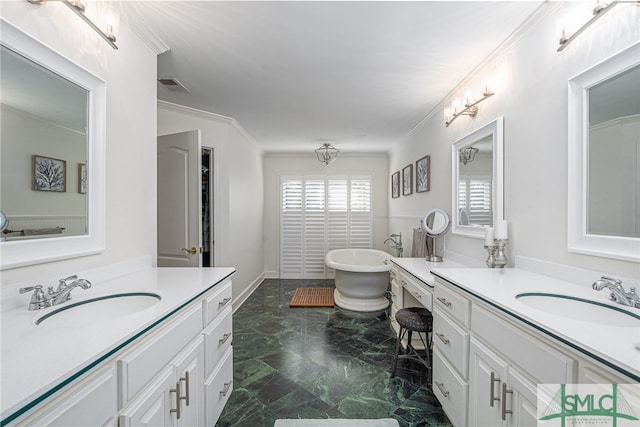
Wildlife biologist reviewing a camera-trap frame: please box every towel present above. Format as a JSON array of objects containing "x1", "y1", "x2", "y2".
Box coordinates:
[
  {"x1": 411, "y1": 228, "x2": 428, "y2": 258},
  {"x1": 22, "y1": 227, "x2": 64, "y2": 236}
]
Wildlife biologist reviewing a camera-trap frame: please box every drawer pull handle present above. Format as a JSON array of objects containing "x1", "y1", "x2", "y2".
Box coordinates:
[
  {"x1": 436, "y1": 333, "x2": 449, "y2": 345},
  {"x1": 220, "y1": 381, "x2": 232, "y2": 397},
  {"x1": 490, "y1": 371, "x2": 501, "y2": 407},
  {"x1": 436, "y1": 297, "x2": 452, "y2": 307},
  {"x1": 170, "y1": 381, "x2": 182, "y2": 419},
  {"x1": 180, "y1": 371, "x2": 190, "y2": 406},
  {"x1": 219, "y1": 333, "x2": 232, "y2": 345},
  {"x1": 413, "y1": 291, "x2": 422, "y2": 299},
  {"x1": 218, "y1": 297, "x2": 231, "y2": 308},
  {"x1": 501, "y1": 383, "x2": 513, "y2": 420},
  {"x1": 435, "y1": 381, "x2": 450, "y2": 398}
]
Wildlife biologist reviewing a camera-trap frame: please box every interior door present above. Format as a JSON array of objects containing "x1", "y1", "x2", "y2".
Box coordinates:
[{"x1": 157, "y1": 130, "x2": 202, "y2": 267}]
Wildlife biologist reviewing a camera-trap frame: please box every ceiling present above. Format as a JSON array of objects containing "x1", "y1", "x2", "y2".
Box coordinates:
[{"x1": 133, "y1": 2, "x2": 542, "y2": 152}]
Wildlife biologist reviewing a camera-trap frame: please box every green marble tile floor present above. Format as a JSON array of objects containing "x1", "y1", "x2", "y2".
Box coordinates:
[{"x1": 215, "y1": 279, "x2": 451, "y2": 427}]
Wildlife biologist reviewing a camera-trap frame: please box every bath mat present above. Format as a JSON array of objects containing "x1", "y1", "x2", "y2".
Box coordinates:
[
  {"x1": 275, "y1": 419, "x2": 399, "y2": 427},
  {"x1": 289, "y1": 288, "x2": 334, "y2": 308}
]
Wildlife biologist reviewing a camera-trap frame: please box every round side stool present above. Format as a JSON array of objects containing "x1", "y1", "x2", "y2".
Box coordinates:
[{"x1": 391, "y1": 307, "x2": 433, "y2": 378}]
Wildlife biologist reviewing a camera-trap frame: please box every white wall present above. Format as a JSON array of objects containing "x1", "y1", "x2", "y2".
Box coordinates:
[
  {"x1": 0, "y1": 3, "x2": 158, "y2": 286},
  {"x1": 157, "y1": 102, "x2": 265, "y2": 305},
  {"x1": 263, "y1": 153, "x2": 389, "y2": 277},
  {"x1": 389, "y1": 3, "x2": 640, "y2": 279}
]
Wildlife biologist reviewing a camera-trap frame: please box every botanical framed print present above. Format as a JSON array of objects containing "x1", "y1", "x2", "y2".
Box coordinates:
[
  {"x1": 416, "y1": 155, "x2": 431, "y2": 193},
  {"x1": 32, "y1": 155, "x2": 66, "y2": 192},
  {"x1": 78, "y1": 163, "x2": 87, "y2": 194},
  {"x1": 391, "y1": 171, "x2": 400, "y2": 198},
  {"x1": 402, "y1": 164, "x2": 413, "y2": 196}
]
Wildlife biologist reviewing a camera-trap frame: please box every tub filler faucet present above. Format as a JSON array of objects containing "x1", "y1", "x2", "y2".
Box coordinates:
[
  {"x1": 592, "y1": 276, "x2": 640, "y2": 309},
  {"x1": 384, "y1": 233, "x2": 403, "y2": 257}
]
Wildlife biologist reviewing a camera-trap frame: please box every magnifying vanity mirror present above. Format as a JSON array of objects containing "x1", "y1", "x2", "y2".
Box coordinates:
[
  {"x1": 421, "y1": 208, "x2": 450, "y2": 262},
  {"x1": 0, "y1": 20, "x2": 106, "y2": 269},
  {"x1": 568, "y1": 41, "x2": 640, "y2": 262},
  {"x1": 451, "y1": 117, "x2": 504, "y2": 238}
]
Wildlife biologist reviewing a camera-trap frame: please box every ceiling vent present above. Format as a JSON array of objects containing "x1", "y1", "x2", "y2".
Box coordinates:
[{"x1": 157, "y1": 77, "x2": 190, "y2": 93}]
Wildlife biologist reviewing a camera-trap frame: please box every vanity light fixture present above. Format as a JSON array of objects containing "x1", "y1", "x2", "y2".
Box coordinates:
[
  {"x1": 26, "y1": 0, "x2": 119, "y2": 50},
  {"x1": 459, "y1": 146, "x2": 479, "y2": 165},
  {"x1": 315, "y1": 142, "x2": 340, "y2": 165},
  {"x1": 444, "y1": 85, "x2": 495, "y2": 127},
  {"x1": 557, "y1": 1, "x2": 618, "y2": 52}
]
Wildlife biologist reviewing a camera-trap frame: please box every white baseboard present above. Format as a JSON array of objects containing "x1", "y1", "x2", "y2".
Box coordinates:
[
  {"x1": 233, "y1": 272, "x2": 265, "y2": 312},
  {"x1": 264, "y1": 270, "x2": 278, "y2": 279}
]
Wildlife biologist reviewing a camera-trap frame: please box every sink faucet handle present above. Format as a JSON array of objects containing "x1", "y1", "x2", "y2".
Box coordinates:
[{"x1": 19, "y1": 285, "x2": 43, "y2": 294}]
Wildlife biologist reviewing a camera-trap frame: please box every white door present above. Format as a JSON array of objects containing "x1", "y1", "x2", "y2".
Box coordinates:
[{"x1": 157, "y1": 130, "x2": 202, "y2": 267}]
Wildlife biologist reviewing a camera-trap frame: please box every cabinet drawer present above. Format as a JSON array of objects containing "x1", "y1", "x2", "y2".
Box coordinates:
[
  {"x1": 18, "y1": 365, "x2": 117, "y2": 427},
  {"x1": 434, "y1": 280, "x2": 470, "y2": 328},
  {"x1": 205, "y1": 348, "x2": 233, "y2": 427},
  {"x1": 390, "y1": 278, "x2": 402, "y2": 308},
  {"x1": 402, "y1": 275, "x2": 432, "y2": 311},
  {"x1": 203, "y1": 306, "x2": 233, "y2": 378},
  {"x1": 433, "y1": 347, "x2": 468, "y2": 427},
  {"x1": 433, "y1": 308, "x2": 469, "y2": 379},
  {"x1": 203, "y1": 280, "x2": 233, "y2": 327},
  {"x1": 471, "y1": 304, "x2": 575, "y2": 384},
  {"x1": 118, "y1": 303, "x2": 203, "y2": 407}
]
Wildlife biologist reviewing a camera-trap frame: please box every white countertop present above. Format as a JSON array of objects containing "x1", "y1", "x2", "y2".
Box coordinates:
[
  {"x1": 390, "y1": 257, "x2": 467, "y2": 287},
  {"x1": 0, "y1": 267, "x2": 235, "y2": 423},
  {"x1": 431, "y1": 267, "x2": 639, "y2": 381}
]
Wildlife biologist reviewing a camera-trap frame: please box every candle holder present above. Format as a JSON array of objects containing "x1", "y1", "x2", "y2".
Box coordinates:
[
  {"x1": 484, "y1": 244, "x2": 497, "y2": 268},
  {"x1": 494, "y1": 239, "x2": 508, "y2": 268}
]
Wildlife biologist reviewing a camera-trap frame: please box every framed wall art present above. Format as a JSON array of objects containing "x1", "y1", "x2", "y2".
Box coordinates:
[
  {"x1": 32, "y1": 155, "x2": 66, "y2": 192},
  {"x1": 391, "y1": 171, "x2": 400, "y2": 198},
  {"x1": 402, "y1": 164, "x2": 413, "y2": 196},
  {"x1": 416, "y1": 155, "x2": 431, "y2": 193}
]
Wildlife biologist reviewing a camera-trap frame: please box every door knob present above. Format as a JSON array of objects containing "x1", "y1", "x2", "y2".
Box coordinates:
[{"x1": 181, "y1": 247, "x2": 198, "y2": 255}]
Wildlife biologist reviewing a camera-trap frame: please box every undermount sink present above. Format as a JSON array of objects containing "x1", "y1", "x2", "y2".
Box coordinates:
[
  {"x1": 36, "y1": 292, "x2": 161, "y2": 327},
  {"x1": 516, "y1": 293, "x2": 640, "y2": 328}
]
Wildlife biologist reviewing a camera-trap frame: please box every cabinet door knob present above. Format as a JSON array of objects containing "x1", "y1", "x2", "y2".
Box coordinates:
[
  {"x1": 219, "y1": 333, "x2": 232, "y2": 345},
  {"x1": 436, "y1": 333, "x2": 450, "y2": 345},
  {"x1": 490, "y1": 371, "x2": 501, "y2": 407},
  {"x1": 179, "y1": 371, "x2": 190, "y2": 406},
  {"x1": 436, "y1": 296, "x2": 452, "y2": 307},
  {"x1": 220, "y1": 381, "x2": 232, "y2": 397},
  {"x1": 501, "y1": 383, "x2": 513, "y2": 420},
  {"x1": 170, "y1": 381, "x2": 182, "y2": 419},
  {"x1": 435, "y1": 381, "x2": 450, "y2": 398}
]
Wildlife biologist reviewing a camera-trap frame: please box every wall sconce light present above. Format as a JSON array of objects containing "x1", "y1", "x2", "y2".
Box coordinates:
[
  {"x1": 315, "y1": 142, "x2": 339, "y2": 165},
  {"x1": 557, "y1": 1, "x2": 618, "y2": 52},
  {"x1": 444, "y1": 84, "x2": 495, "y2": 127},
  {"x1": 459, "y1": 146, "x2": 479, "y2": 165},
  {"x1": 26, "y1": 0, "x2": 119, "y2": 50}
]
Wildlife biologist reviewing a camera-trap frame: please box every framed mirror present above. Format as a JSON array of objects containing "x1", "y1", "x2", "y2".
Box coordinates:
[
  {"x1": 568, "y1": 41, "x2": 640, "y2": 262},
  {"x1": 0, "y1": 20, "x2": 106, "y2": 269},
  {"x1": 451, "y1": 117, "x2": 504, "y2": 238}
]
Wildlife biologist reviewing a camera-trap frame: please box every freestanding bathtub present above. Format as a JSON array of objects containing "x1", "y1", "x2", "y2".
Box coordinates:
[{"x1": 325, "y1": 248, "x2": 391, "y2": 312}]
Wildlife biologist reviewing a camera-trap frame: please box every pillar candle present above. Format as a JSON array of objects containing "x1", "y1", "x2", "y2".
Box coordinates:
[
  {"x1": 484, "y1": 227, "x2": 494, "y2": 246},
  {"x1": 495, "y1": 219, "x2": 508, "y2": 240}
]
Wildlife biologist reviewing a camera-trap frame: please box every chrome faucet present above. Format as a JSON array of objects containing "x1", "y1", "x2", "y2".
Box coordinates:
[
  {"x1": 19, "y1": 275, "x2": 92, "y2": 311},
  {"x1": 384, "y1": 233, "x2": 403, "y2": 257},
  {"x1": 592, "y1": 276, "x2": 640, "y2": 308}
]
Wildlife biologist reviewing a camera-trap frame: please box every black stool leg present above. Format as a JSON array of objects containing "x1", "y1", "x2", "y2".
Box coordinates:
[{"x1": 391, "y1": 326, "x2": 403, "y2": 377}]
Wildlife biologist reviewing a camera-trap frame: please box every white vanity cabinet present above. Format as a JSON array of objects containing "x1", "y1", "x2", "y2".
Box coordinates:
[
  {"x1": 8, "y1": 275, "x2": 234, "y2": 427},
  {"x1": 433, "y1": 276, "x2": 576, "y2": 427}
]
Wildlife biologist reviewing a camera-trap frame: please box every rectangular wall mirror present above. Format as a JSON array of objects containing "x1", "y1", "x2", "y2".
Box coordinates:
[
  {"x1": 0, "y1": 20, "x2": 106, "y2": 269},
  {"x1": 568, "y1": 41, "x2": 640, "y2": 262},
  {"x1": 451, "y1": 117, "x2": 504, "y2": 238}
]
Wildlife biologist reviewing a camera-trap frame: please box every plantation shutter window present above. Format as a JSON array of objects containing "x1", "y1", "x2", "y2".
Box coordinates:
[{"x1": 280, "y1": 176, "x2": 373, "y2": 278}]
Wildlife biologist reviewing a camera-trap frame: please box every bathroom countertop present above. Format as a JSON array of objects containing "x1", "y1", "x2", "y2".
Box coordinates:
[
  {"x1": 428, "y1": 267, "x2": 640, "y2": 382},
  {"x1": 390, "y1": 257, "x2": 468, "y2": 287},
  {"x1": 0, "y1": 267, "x2": 235, "y2": 423}
]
